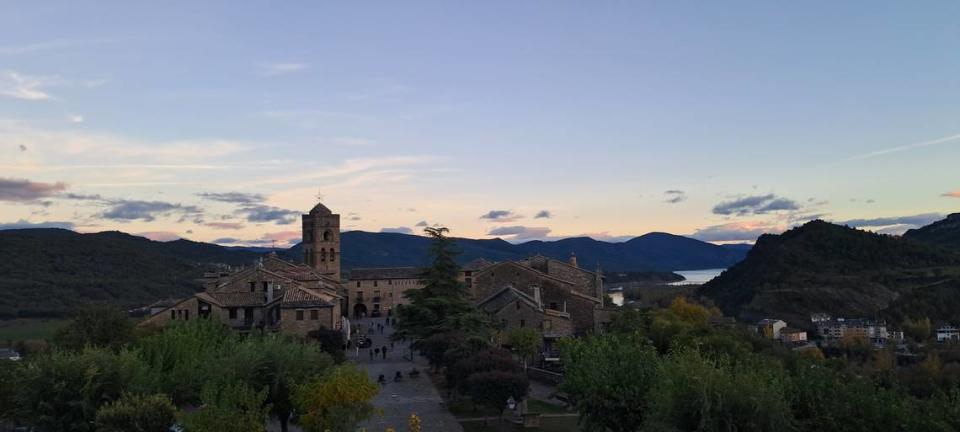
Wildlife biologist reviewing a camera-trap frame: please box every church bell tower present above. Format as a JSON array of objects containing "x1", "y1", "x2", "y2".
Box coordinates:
[{"x1": 302, "y1": 201, "x2": 341, "y2": 281}]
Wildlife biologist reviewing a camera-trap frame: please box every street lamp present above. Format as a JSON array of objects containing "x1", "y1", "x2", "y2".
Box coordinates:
[{"x1": 506, "y1": 396, "x2": 517, "y2": 411}]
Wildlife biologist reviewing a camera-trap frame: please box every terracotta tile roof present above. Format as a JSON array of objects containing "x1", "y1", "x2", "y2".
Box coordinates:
[
  {"x1": 207, "y1": 291, "x2": 278, "y2": 307},
  {"x1": 281, "y1": 286, "x2": 334, "y2": 308},
  {"x1": 349, "y1": 267, "x2": 423, "y2": 280}
]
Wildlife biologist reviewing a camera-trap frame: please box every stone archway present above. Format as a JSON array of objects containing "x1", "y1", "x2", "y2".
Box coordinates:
[{"x1": 353, "y1": 303, "x2": 368, "y2": 319}]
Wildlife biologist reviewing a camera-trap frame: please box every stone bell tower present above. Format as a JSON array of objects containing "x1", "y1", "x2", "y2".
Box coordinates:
[{"x1": 302, "y1": 201, "x2": 341, "y2": 281}]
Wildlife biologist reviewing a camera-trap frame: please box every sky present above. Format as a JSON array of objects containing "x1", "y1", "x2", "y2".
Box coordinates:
[{"x1": 0, "y1": 1, "x2": 958, "y2": 246}]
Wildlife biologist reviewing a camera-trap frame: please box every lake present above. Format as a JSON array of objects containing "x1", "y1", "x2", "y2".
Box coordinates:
[{"x1": 608, "y1": 268, "x2": 726, "y2": 306}]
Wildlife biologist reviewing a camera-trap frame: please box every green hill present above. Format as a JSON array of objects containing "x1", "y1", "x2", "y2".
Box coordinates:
[
  {"x1": 698, "y1": 220, "x2": 960, "y2": 327},
  {"x1": 903, "y1": 213, "x2": 960, "y2": 250}
]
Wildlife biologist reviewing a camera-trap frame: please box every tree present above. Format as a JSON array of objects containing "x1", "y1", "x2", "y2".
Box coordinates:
[
  {"x1": 294, "y1": 364, "x2": 379, "y2": 432},
  {"x1": 448, "y1": 347, "x2": 520, "y2": 395},
  {"x1": 394, "y1": 227, "x2": 478, "y2": 343},
  {"x1": 53, "y1": 304, "x2": 134, "y2": 351},
  {"x1": 230, "y1": 331, "x2": 335, "y2": 432},
  {"x1": 504, "y1": 327, "x2": 542, "y2": 369},
  {"x1": 902, "y1": 317, "x2": 932, "y2": 342},
  {"x1": 467, "y1": 370, "x2": 529, "y2": 422},
  {"x1": 560, "y1": 333, "x2": 661, "y2": 432},
  {"x1": 95, "y1": 393, "x2": 176, "y2": 432},
  {"x1": 181, "y1": 382, "x2": 270, "y2": 432}
]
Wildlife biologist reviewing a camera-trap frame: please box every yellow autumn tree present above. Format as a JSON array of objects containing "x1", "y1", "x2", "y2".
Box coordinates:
[
  {"x1": 294, "y1": 364, "x2": 379, "y2": 432},
  {"x1": 668, "y1": 297, "x2": 709, "y2": 326}
]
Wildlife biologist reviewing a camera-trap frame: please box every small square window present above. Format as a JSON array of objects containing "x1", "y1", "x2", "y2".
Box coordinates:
[
  {"x1": 520, "y1": 319, "x2": 526, "y2": 328},
  {"x1": 296, "y1": 310, "x2": 304, "y2": 321},
  {"x1": 310, "y1": 310, "x2": 319, "y2": 320},
  {"x1": 229, "y1": 308, "x2": 237, "y2": 319}
]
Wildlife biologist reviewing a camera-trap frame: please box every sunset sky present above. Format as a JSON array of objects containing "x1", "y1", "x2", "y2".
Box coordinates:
[{"x1": 1, "y1": 2, "x2": 958, "y2": 246}]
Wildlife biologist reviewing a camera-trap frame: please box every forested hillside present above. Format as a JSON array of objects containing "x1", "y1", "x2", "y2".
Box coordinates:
[{"x1": 698, "y1": 220, "x2": 960, "y2": 326}]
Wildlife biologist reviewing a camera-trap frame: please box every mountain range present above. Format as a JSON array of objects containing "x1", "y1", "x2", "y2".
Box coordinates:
[
  {"x1": 0, "y1": 228, "x2": 748, "y2": 319},
  {"x1": 699, "y1": 217, "x2": 960, "y2": 327}
]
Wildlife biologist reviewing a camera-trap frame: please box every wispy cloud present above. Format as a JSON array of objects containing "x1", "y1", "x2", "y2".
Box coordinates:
[
  {"x1": 850, "y1": 133, "x2": 960, "y2": 160},
  {"x1": 257, "y1": 62, "x2": 308, "y2": 77},
  {"x1": 0, "y1": 38, "x2": 115, "y2": 55},
  {"x1": 663, "y1": 190, "x2": 687, "y2": 204},
  {"x1": 234, "y1": 204, "x2": 300, "y2": 225},
  {"x1": 691, "y1": 221, "x2": 781, "y2": 242},
  {"x1": 196, "y1": 192, "x2": 265, "y2": 204},
  {"x1": 100, "y1": 199, "x2": 203, "y2": 222},
  {"x1": 381, "y1": 226, "x2": 414, "y2": 234},
  {"x1": 942, "y1": 190, "x2": 960, "y2": 198},
  {"x1": 487, "y1": 225, "x2": 552, "y2": 241},
  {"x1": 0, "y1": 71, "x2": 59, "y2": 100},
  {"x1": 836, "y1": 213, "x2": 943, "y2": 229},
  {"x1": 136, "y1": 231, "x2": 181, "y2": 242},
  {"x1": 0, "y1": 177, "x2": 67, "y2": 202},
  {"x1": 712, "y1": 194, "x2": 800, "y2": 216},
  {"x1": 480, "y1": 210, "x2": 523, "y2": 222},
  {"x1": 0, "y1": 219, "x2": 75, "y2": 230},
  {"x1": 534, "y1": 210, "x2": 552, "y2": 219}
]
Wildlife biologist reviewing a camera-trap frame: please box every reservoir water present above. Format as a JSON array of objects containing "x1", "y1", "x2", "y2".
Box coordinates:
[{"x1": 608, "y1": 268, "x2": 726, "y2": 306}]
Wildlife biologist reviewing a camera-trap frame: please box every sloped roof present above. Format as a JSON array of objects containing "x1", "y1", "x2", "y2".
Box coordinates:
[
  {"x1": 207, "y1": 291, "x2": 279, "y2": 307},
  {"x1": 281, "y1": 286, "x2": 334, "y2": 308},
  {"x1": 462, "y1": 258, "x2": 495, "y2": 271},
  {"x1": 309, "y1": 202, "x2": 333, "y2": 215}
]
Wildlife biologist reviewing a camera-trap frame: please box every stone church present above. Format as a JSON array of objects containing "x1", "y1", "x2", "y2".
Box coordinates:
[{"x1": 141, "y1": 201, "x2": 345, "y2": 337}]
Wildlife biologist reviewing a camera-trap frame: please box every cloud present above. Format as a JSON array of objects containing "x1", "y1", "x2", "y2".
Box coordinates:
[
  {"x1": 68, "y1": 114, "x2": 84, "y2": 124},
  {"x1": 136, "y1": 231, "x2": 181, "y2": 242},
  {"x1": 18, "y1": 144, "x2": 26, "y2": 151},
  {"x1": 851, "y1": 133, "x2": 960, "y2": 160},
  {"x1": 0, "y1": 177, "x2": 67, "y2": 202},
  {"x1": 381, "y1": 227, "x2": 414, "y2": 234},
  {"x1": 534, "y1": 210, "x2": 552, "y2": 219},
  {"x1": 663, "y1": 190, "x2": 687, "y2": 204},
  {"x1": 100, "y1": 200, "x2": 202, "y2": 222},
  {"x1": 577, "y1": 231, "x2": 633, "y2": 243},
  {"x1": 415, "y1": 220, "x2": 429, "y2": 227},
  {"x1": 691, "y1": 221, "x2": 780, "y2": 242},
  {"x1": 0, "y1": 38, "x2": 115, "y2": 55},
  {"x1": 712, "y1": 194, "x2": 800, "y2": 216},
  {"x1": 61, "y1": 192, "x2": 103, "y2": 201},
  {"x1": 213, "y1": 231, "x2": 300, "y2": 246},
  {"x1": 234, "y1": 204, "x2": 300, "y2": 225},
  {"x1": 257, "y1": 62, "x2": 308, "y2": 77},
  {"x1": 204, "y1": 222, "x2": 245, "y2": 230},
  {"x1": 0, "y1": 219, "x2": 75, "y2": 230},
  {"x1": 487, "y1": 225, "x2": 552, "y2": 241},
  {"x1": 0, "y1": 71, "x2": 60, "y2": 100},
  {"x1": 836, "y1": 213, "x2": 943, "y2": 229},
  {"x1": 479, "y1": 210, "x2": 523, "y2": 222},
  {"x1": 942, "y1": 191, "x2": 960, "y2": 198},
  {"x1": 196, "y1": 191, "x2": 266, "y2": 204},
  {"x1": 213, "y1": 237, "x2": 241, "y2": 244}
]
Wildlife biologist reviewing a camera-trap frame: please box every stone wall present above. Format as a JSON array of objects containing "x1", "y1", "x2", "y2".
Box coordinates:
[{"x1": 279, "y1": 307, "x2": 333, "y2": 337}]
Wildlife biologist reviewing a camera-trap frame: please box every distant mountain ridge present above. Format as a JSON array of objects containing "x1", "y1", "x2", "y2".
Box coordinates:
[
  {"x1": 698, "y1": 219, "x2": 960, "y2": 327},
  {"x1": 283, "y1": 230, "x2": 748, "y2": 272},
  {"x1": 0, "y1": 228, "x2": 748, "y2": 319}
]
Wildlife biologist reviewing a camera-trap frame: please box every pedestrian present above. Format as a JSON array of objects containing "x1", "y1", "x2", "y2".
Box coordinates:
[
  {"x1": 382, "y1": 346, "x2": 387, "y2": 359},
  {"x1": 369, "y1": 348, "x2": 374, "y2": 360}
]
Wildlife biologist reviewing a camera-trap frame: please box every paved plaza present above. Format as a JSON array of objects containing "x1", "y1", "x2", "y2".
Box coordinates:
[{"x1": 351, "y1": 318, "x2": 464, "y2": 432}]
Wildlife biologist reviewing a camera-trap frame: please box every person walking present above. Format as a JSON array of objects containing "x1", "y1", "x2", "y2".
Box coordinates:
[
  {"x1": 382, "y1": 346, "x2": 388, "y2": 359},
  {"x1": 369, "y1": 348, "x2": 374, "y2": 360}
]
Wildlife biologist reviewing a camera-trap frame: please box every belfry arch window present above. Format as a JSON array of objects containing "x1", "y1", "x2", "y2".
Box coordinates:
[
  {"x1": 320, "y1": 248, "x2": 327, "y2": 262},
  {"x1": 330, "y1": 250, "x2": 336, "y2": 262},
  {"x1": 323, "y1": 230, "x2": 332, "y2": 241}
]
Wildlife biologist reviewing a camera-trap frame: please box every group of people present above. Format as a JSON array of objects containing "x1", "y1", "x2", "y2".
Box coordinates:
[{"x1": 377, "y1": 368, "x2": 420, "y2": 385}]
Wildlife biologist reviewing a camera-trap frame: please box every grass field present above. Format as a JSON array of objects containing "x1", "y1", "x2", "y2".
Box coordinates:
[{"x1": 0, "y1": 318, "x2": 67, "y2": 343}]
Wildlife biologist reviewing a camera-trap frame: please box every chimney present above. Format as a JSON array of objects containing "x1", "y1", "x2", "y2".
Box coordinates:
[
  {"x1": 569, "y1": 252, "x2": 578, "y2": 268},
  {"x1": 532, "y1": 286, "x2": 542, "y2": 309}
]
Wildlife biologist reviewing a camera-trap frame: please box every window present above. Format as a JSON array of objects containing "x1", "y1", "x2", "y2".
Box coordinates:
[
  {"x1": 356, "y1": 281, "x2": 361, "y2": 287},
  {"x1": 310, "y1": 310, "x2": 319, "y2": 320},
  {"x1": 229, "y1": 308, "x2": 237, "y2": 319},
  {"x1": 249, "y1": 281, "x2": 256, "y2": 292},
  {"x1": 520, "y1": 319, "x2": 526, "y2": 328},
  {"x1": 296, "y1": 310, "x2": 304, "y2": 321},
  {"x1": 323, "y1": 230, "x2": 331, "y2": 241},
  {"x1": 465, "y1": 271, "x2": 472, "y2": 276},
  {"x1": 516, "y1": 300, "x2": 521, "y2": 310},
  {"x1": 263, "y1": 281, "x2": 269, "y2": 292},
  {"x1": 185, "y1": 310, "x2": 190, "y2": 321},
  {"x1": 388, "y1": 279, "x2": 392, "y2": 285},
  {"x1": 320, "y1": 249, "x2": 326, "y2": 262},
  {"x1": 374, "y1": 280, "x2": 378, "y2": 287},
  {"x1": 465, "y1": 277, "x2": 472, "y2": 286},
  {"x1": 330, "y1": 250, "x2": 336, "y2": 262},
  {"x1": 549, "y1": 302, "x2": 558, "y2": 310},
  {"x1": 543, "y1": 320, "x2": 552, "y2": 330},
  {"x1": 171, "y1": 310, "x2": 176, "y2": 320}
]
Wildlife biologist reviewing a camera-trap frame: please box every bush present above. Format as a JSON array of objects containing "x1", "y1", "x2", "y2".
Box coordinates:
[{"x1": 95, "y1": 393, "x2": 176, "y2": 432}]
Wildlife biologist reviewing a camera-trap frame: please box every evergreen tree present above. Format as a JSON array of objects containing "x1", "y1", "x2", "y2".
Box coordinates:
[{"x1": 394, "y1": 227, "x2": 482, "y2": 343}]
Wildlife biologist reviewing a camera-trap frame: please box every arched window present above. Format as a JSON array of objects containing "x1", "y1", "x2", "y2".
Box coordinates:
[
  {"x1": 320, "y1": 248, "x2": 327, "y2": 262},
  {"x1": 330, "y1": 250, "x2": 336, "y2": 262},
  {"x1": 323, "y1": 230, "x2": 332, "y2": 241}
]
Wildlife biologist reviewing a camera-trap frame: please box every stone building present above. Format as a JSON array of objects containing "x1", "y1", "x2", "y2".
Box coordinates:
[
  {"x1": 471, "y1": 254, "x2": 605, "y2": 336},
  {"x1": 141, "y1": 201, "x2": 345, "y2": 338},
  {"x1": 345, "y1": 258, "x2": 493, "y2": 319}
]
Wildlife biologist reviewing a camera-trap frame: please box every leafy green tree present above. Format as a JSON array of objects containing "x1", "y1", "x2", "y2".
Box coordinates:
[
  {"x1": 230, "y1": 331, "x2": 334, "y2": 432},
  {"x1": 648, "y1": 349, "x2": 794, "y2": 432},
  {"x1": 15, "y1": 348, "x2": 146, "y2": 432},
  {"x1": 181, "y1": 382, "x2": 270, "y2": 432},
  {"x1": 294, "y1": 364, "x2": 379, "y2": 432},
  {"x1": 53, "y1": 304, "x2": 134, "y2": 351},
  {"x1": 504, "y1": 327, "x2": 542, "y2": 369},
  {"x1": 560, "y1": 333, "x2": 661, "y2": 432},
  {"x1": 448, "y1": 347, "x2": 520, "y2": 395},
  {"x1": 95, "y1": 393, "x2": 176, "y2": 432},
  {"x1": 467, "y1": 370, "x2": 529, "y2": 422},
  {"x1": 902, "y1": 317, "x2": 932, "y2": 342}
]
